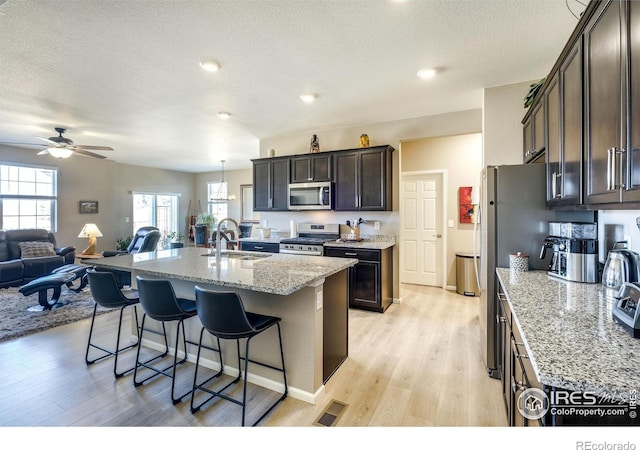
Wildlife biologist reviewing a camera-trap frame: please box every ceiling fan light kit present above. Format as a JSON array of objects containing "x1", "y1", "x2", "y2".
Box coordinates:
[
  {"x1": 0, "y1": 127, "x2": 116, "y2": 160},
  {"x1": 47, "y1": 147, "x2": 74, "y2": 159}
]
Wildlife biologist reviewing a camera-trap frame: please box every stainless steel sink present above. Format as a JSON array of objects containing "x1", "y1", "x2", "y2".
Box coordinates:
[{"x1": 201, "y1": 251, "x2": 271, "y2": 261}]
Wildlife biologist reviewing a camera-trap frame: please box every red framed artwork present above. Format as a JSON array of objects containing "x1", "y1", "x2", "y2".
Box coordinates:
[{"x1": 459, "y1": 186, "x2": 477, "y2": 224}]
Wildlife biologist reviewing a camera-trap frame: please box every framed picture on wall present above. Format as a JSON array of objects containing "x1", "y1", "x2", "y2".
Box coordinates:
[{"x1": 79, "y1": 200, "x2": 99, "y2": 214}]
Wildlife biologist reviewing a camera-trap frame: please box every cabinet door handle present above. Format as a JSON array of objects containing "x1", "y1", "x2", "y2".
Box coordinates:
[
  {"x1": 607, "y1": 147, "x2": 615, "y2": 191},
  {"x1": 616, "y1": 148, "x2": 626, "y2": 189},
  {"x1": 344, "y1": 252, "x2": 358, "y2": 257},
  {"x1": 551, "y1": 171, "x2": 557, "y2": 198},
  {"x1": 254, "y1": 246, "x2": 264, "y2": 250},
  {"x1": 554, "y1": 172, "x2": 562, "y2": 198}
]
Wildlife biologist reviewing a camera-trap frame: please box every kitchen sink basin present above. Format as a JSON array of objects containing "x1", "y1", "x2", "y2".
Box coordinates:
[{"x1": 201, "y1": 251, "x2": 272, "y2": 261}]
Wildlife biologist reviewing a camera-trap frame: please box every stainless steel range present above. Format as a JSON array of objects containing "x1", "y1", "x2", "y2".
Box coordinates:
[{"x1": 279, "y1": 223, "x2": 339, "y2": 256}]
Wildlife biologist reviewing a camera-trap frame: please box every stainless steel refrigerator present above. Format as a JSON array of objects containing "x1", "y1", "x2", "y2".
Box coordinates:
[{"x1": 477, "y1": 164, "x2": 595, "y2": 378}]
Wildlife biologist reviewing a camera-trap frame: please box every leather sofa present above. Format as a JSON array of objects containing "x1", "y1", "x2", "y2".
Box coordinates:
[{"x1": 0, "y1": 229, "x2": 76, "y2": 288}]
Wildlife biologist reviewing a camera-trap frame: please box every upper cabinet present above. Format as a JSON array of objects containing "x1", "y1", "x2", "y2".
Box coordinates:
[
  {"x1": 333, "y1": 145, "x2": 394, "y2": 211},
  {"x1": 523, "y1": 99, "x2": 545, "y2": 163},
  {"x1": 525, "y1": 0, "x2": 640, "y2": 209},
  {"x1": 584, "y1": 0, "x2": 640, "y2": 205},
  {"x1": 547, "y1": 38, "x2": 583, "y2": 206},
  {"x1": 252, "y1": 144, "x2": 394, "y2": 212},
  {"x1": 583, "y1": 0, "x2": 625, "y2": 205},
  {"x1": 291, "y1": 154, "x2": 332, "y2": 183},
  {"x1": 253, "y1": 157, "x2": 290, "y2": 211}
]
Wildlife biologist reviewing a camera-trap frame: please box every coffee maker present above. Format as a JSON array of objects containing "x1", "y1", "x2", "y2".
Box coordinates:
[{"x1": 539, "y1": 222, "x2": 599, "y2": 283}]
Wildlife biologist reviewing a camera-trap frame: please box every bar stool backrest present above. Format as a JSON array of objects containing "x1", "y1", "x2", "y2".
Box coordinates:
[
  {"x1": 195, "y1": 287, "x2": 254, "y2": 339},
  {"x1": 86, "y1": 268, "x2": 134, "y2": 308},
  {"x1": 136, "y1": 277, "x2": 188, "y2": 322}
]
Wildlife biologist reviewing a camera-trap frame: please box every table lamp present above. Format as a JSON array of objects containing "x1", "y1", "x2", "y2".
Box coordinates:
[{"x1": 78, "y1": 223, "x2": 103, "y2": 255}]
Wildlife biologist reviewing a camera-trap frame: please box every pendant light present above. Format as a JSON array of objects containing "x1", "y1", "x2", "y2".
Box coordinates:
[{"x1": 210, "y1": 160, "x2": 234, "y2": 201}]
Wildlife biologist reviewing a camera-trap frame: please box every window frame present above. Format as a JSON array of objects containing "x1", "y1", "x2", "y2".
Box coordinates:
[{"x1": 0, "y1": 161, "x2": 59, "y2": 231}]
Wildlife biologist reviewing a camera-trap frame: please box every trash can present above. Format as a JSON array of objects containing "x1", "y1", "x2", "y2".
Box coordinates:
[{"x1": 456, "y1": 253, "x2": 479, "y2": 296}]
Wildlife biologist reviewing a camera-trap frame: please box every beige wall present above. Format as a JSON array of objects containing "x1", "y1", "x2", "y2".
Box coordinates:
[
  {"x1": 483, "y1": 80, "x2": 533, "y2": 166},
  {"x1": 402, "y1": 133, "x2": 483, "y2": 288},
  {"x1": 0, "y1": 145, "x2": 195, "y2": 252}
]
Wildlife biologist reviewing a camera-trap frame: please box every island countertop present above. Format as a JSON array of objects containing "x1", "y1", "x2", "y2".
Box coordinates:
[
  {"x1": 90, "y1": 247, "x2": 357, "y2": 296},
  {"x1": 496, "y1": 268, "x2": 640, "y2": 401}
]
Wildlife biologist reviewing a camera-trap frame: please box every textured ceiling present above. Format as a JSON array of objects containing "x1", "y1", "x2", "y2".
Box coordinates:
[{"x1": 0, "y1": 0, "x2": 586, "y2": 172}]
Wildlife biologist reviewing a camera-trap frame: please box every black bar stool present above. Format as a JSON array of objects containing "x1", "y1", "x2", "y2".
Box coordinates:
[
  {"x1": 84, "y1": 268, "x2": 142, "y2": 378},
  {"x1": 133, "y1": 277, "x2": 198, "y2": 404},
  {"x1": 190, "y1": 286, "x2": 288, "y2": 426}
]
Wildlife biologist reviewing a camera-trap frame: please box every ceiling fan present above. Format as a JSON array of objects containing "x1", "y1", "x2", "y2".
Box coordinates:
[{"x1": 2, "y1": 127, "x2": 114, "y2": 159}]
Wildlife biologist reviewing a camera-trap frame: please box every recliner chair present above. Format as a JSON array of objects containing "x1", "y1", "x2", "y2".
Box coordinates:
[
  {"x1": 100, "y1": 226, "x2": 161, "y2": 287},
  {"x1": 102, "y1": 226, "x2": 161, "y2": 257}
]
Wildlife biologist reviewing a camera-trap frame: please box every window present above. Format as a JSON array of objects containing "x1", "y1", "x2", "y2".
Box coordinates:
[
  {"x1": 132, "y1": 192, "x2": 179, "y2": 244},
  {"x1": 0, "y1": 163, "x2": 58, "y2": 231},
  {"x1": 207, "y1": 181, "x2": 228, "y2": 220}
]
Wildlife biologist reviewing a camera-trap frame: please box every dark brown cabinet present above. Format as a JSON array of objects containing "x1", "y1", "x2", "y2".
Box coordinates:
[
  {"x1": 239, "y1": 241, "x2": 280, "y2": 253},
  {"x1": 252, "y1": 158, "x2": 290, "y2": 211},
  {"x1": 291, "y1": 154, "x2": 332, "y2": 183},
  {"x1": 523, "y1": 100, "x2": 545, "y2": 163},
  {"x1": 324, "y1": 246, "x2": 392, "y2": 313},
  {"x1": 584, "y1": 0, "x2": 624, "y2": 205},
  {"x1": 333, "y1": 146, "x2": 393, "y2": 211},
  {"x1": 583, "y1": 0, "x2": 640, "y2": 205},
  {"x1": 546, "y1": 38, "x2": 583, "y2": 206},
  {"x1": 497, "y1": 286, "x2": 542, "y2": 427}
]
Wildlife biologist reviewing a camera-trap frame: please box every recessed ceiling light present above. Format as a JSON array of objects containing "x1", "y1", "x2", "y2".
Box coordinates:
[
  {"x1": 217, "y1": 111, "x2": 231, "y2": 119},
  {"x1": 199, "y1": 60, "x2": 221, "y2": 72},
  {"x1": 300, "y1": 94, "x2": 316, "y2": 103},
  {"x1": 417, "y1": 68, "x2": 437, "y2": 79}
]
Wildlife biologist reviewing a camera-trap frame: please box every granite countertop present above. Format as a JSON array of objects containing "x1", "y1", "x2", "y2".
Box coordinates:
[
  {"x1": 496, "y1": 268, "x2": 640, "y2": 401},
  {"x1": 90, "y1": 247, "x2": 357, "y2": 296},
  {"x1": 324, "y1": 235, "x2": 396, "y2": 250}
]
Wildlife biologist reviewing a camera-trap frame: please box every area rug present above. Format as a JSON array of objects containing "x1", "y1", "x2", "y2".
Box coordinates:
[{"x1": 0, "y1": 286, "x2": 112, "y2": 342}]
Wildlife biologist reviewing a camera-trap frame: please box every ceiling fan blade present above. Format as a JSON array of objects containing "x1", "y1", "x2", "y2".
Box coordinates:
[
  {"x1": 35, "y1": 136, "x2": 57, "y2": 145},
  {"x1": 36, "y1": 149, "x2": 50, "y2": 155},
  {"x1": 74, "y1": 145, "x2": 114, "y2": 151},
  {"x1": 0, "y1": 141, "x2": 48, "y2": 146},
  {"x1": 72, "y1": 148, "x2": 107, "y2": 159}
]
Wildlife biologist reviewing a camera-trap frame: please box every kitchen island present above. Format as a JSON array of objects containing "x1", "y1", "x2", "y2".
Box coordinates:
[
  {"x1": 89, "y1": 247, "x2": 357, "y2": 404},
  {"x1": 496, "y1": 268, "x2": 640, "y2": 425}
]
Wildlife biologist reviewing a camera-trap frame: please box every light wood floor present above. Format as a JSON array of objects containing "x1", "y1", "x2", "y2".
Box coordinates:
[{"x1": 0, "y1": 283, "x2": 506, "y2": 428}]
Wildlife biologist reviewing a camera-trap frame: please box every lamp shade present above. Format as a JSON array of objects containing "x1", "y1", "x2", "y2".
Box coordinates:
[{"x1": 78, "y1": 223, "x2": 103, "y2": 238}]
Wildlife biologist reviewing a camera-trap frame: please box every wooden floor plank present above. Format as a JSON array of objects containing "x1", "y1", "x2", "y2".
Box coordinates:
[{"x1": 0, "y1": 283, "x2": 506, "y2": 427}]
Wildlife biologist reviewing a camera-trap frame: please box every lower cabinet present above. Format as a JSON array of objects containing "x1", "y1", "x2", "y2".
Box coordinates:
[
  {"x1": 238, "y1": 241, "x2": 280, "y2": 253},
  {"x1": 498, "y1": 285, "x2": 542, "y2": 427},
  {"x1": 324, "y1": 246, "x2": 392, "y2": 313},
  {"x1": 497, "y1": 280, "x2": 638, "y2": 426}
]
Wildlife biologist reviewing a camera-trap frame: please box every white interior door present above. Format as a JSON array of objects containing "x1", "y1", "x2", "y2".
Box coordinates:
[{"x1": 400, "y1": 173, "x2": 443, "y2": 286}]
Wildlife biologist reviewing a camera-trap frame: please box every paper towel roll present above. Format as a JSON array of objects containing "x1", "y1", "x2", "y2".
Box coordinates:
[{"x1": 290, "y1": 219, "x2": 297, "y2": 238}]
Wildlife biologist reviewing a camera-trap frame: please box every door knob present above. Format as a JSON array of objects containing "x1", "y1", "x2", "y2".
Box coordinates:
[{"x1": 433, "y1": 234, "x2": 442, "y2": 238}]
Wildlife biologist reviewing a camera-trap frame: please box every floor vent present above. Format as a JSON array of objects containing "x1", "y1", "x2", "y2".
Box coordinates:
[{"x1": 314, "y1": 399, "x2": 348, "y2": 427}]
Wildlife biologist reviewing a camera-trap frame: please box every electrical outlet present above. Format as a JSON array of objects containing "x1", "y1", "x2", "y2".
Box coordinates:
[
  {"x1": 448, "y1": 219, "x2": 454, "y2": 228},
  {"x1": 374, "y1": 221, "x2": 380, "y2": 230},
  {"x1": 316, "y1": 292, "x2": 323, "y2": 311},
  {"x1": 125, "y1": 217, "x2": 130, "y2": 223}
]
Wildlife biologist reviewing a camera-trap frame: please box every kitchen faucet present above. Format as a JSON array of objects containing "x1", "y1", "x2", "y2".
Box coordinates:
[{"x1": 215, "y1": 217, "x2": 239, "y2": 260}]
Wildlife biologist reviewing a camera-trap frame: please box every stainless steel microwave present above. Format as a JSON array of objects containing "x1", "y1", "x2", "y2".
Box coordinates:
[{"x1": 288, "y1": 182, "x2": 332, "y2": 210}]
